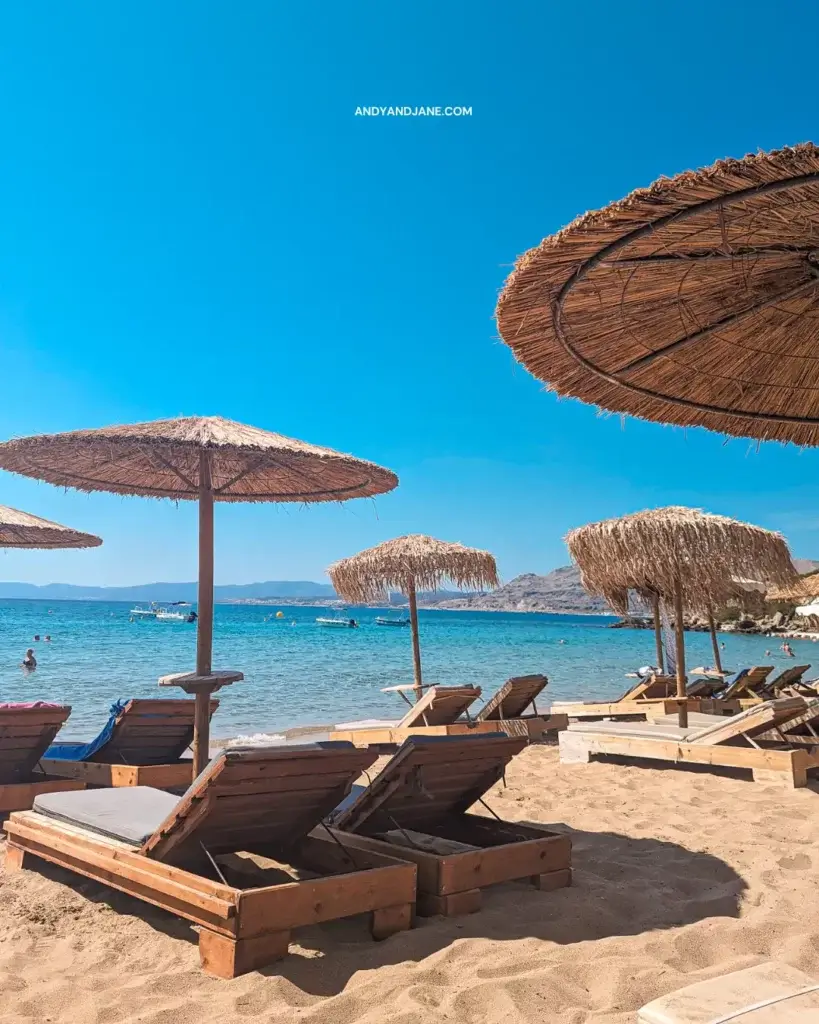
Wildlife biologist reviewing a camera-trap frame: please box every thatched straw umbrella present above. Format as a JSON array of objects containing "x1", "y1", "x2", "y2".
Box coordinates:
[
  {"x1": 496, "y1": 144, "x2": 819, "y2": 447},
  {"x1": 0, "y1": 505, "x2": 101, "y2": 550},
  {"x1": 566, "y1": 508, "x2": 795, "y2": 724},
  {"x1": 769, "y1": 571, "x2": 819, "y2": 604},
  {"x1": 329, "y1": 534, "x2": 498, "y2": 698},
  {"x1": 0, "y1": 416, "x2": 397, "y2": 772}
]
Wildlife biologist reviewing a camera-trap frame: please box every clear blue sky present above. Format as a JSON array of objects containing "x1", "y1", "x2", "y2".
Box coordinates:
[{"x1": 0, "y1": 0, "x2": 817, "y2": 586}]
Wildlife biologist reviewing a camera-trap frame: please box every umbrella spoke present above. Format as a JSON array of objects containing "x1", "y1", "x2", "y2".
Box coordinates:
[
  {"x1": 602, "y1": 246, "x2": 813, "y2": 267},
  {"x1": 616, "y1": 276, "x2": 819, "y2": 376}
]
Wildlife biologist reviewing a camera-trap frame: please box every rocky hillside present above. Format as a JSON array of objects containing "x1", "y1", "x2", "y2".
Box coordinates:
[{"x1": 422, "y1": 567, "x2": 610, "y2": 614}]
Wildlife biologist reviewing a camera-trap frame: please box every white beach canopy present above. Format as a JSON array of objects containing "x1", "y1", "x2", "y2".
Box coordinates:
[{"x1": 0, "y1": 416, "x2": 398, "y2": 771}]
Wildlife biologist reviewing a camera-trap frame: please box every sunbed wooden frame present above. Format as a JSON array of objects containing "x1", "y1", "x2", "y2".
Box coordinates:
[
  {"x1": 334, "y1": 685, "x2": 489, "y2": 747},
  {"x1": 559, "y1": 698, "x2": 819, "y2": 788},
  {"x1": 0, "y1": 705, "x2": 85, "y2": 813},
  {"x1": 473, "y1": 674, "x2": 567, "y2": 739},
  {"x1": 551, "y1": 697, "x2": 742, "y2": 721},
  {"x1": 331, "y1": 733, "x2": 571, "y2": 917},
  {"x1": 5, "y1": 744, "x2": 416, "y2": 978},
  {"x1": 39, "y1": 699, "x2": 219, "y2": 789},
  {"x1": 720, "y1": 665, "x2": 774, "y2": 700}
]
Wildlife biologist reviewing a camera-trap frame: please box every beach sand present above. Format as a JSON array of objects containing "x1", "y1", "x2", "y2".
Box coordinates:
[{"x1": 1, "y1": 745, "x2": 818, "y2": 1023}]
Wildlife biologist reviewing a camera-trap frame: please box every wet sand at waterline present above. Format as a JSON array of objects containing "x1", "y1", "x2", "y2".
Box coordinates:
[{"x1": 2, "y1": 745, "x2": 818, "y2": 1023}]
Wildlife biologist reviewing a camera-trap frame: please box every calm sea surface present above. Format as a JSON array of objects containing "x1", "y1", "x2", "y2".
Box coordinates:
[{"x1": 0, "y1": 600, "x2": 814, "y2": 741}]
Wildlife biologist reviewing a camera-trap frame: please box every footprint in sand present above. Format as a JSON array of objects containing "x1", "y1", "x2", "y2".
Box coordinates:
[{"x1": 777, "y1": 853, "x2": 812, "y2": 871}]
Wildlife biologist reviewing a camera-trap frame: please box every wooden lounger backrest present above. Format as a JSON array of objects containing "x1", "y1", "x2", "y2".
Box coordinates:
[
  {"x1": 397, "y1": 685, "x2": 481, "y2": 728},
  {"x1": 766, "y1": 665, "x2": 811, "y2": 693},
  {"x1": 689, "y1": 697, "x2": 807, "y2": 746},
  {"x1": 619, "y1": 675, "x2": 675, "y2": 702},
  {"x1": 332, "y1": 733, "x2": 526, "y2": 836},
  {"x1": 89, "y1": 699, "x2": 219, "y2": 765},
  {"x1": 142, "y1": 742, "x2": 377, "y2": 862},
  {"x1": 0, "y1": 705, "x2": 71, "y2": 784},
  {"x1": 476, "y1": 675, "x2": 548, "y2": 721},
  {"x1": 722, "y1": 665, "x2": 773, "y2": 699},
  {"x1": 686, "y1": 676, "x2": 725, "y2": 698}
]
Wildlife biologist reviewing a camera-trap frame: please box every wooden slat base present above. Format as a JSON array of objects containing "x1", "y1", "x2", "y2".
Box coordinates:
[
  {"x1": 337, "y1": 814, "x2": 571, "y2": 918},
  {"x1": 552, "y1": 698, "x2": 742, "y2": 720},
  {"x1": 4, "y1": 814, "x2": 416, "y2": 978},
  {"x1": 559, "y1": 730, "x2": 819, "y2": 788}
]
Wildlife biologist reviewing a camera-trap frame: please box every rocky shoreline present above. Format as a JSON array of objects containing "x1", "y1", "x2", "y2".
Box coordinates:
[{"x1": 610, "y1": 611, "x2": 806, "y2": 636}]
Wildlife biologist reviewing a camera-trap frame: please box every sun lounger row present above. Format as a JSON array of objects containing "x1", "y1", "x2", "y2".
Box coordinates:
[
  {"x1": 4, "y1": 733, "x2": 571, "y2": 978},
  {"x1": 552, "y1": 664, "x2": 817, "y2": 721},
  {"x1": 333, "y1": 675, "x2": 566, "y2": 746}
]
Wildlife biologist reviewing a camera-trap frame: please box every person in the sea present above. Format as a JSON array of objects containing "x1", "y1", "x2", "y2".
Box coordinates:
[
  {"x1": 33, "y1": 635, "x2": 40, "y2": 642},
  {"x1": 44, "y1": 635, "x2": 51, "y2": 642},
  {"x1": 21, "y1": 648, "x2": 36, "y2": 670},
  {"x1": 781, "y1": 641, "x2": 795, "y2": 658}
]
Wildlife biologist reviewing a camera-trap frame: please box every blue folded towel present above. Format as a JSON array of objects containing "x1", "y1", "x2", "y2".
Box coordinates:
[{"x1": 45, "y1": 699, "x2": 129, "y2": 761}]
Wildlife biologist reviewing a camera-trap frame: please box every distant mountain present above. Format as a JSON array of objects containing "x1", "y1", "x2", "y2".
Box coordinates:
[
  {"x1": 427, "y1": 567, "x2": 610, "y2": 614},
  {"x1": 0, "y1": 581, "x2": 336, "y2": 602},
  {"x1": 793, "y1": 559, "x2": 819, "y2": 575}
]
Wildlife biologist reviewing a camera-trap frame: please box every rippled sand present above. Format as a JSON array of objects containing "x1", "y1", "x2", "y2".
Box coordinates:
[{"x1": 2, "y1": 744, "x2": 818, "y2": 1023}]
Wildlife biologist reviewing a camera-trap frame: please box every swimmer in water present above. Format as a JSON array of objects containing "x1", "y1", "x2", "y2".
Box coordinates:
[
  {"x1": 33, "y1": 635, "x2": 40, "y2": 642},
  {"x1": 44, "y1": 635, "x2": 51, "y2": 642},
  {"x1": 21, "y1": 648, "x2": 36, "y2": 670}
]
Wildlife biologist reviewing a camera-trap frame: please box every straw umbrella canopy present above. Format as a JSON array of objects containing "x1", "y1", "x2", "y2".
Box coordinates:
[
  {"x1": 329, "y1": 534, "x2": 499, "y2": 698},
  {"x1": 0, "y1": 505, "x2": 101, "y2": 549},
  {"x1": 565, "y1": 507, "x2": 795, "y2": 722},
  {"x1": 496, "y1": 144, "x2": 819, "y2": 447},
  {"x1": 0, "y1": 416, "x2": 397, "y2": 771},
  {"x1": 769, "y1": 571, "x2": 819, "y2": 604}
]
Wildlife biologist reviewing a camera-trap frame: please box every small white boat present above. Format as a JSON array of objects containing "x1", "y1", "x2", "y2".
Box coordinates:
[
  {"x1": 156, "y1": 609, "x2": 188, "y2": 622},
  {"x1": 375, "y1": 616, "x2": 410, "y2": 627},
  {"x1": 316, "y1": 616, "x2": 359, "y2": 629},
  {"x1": 129, "y1": 605, "x2": 157, "y2": 619}
]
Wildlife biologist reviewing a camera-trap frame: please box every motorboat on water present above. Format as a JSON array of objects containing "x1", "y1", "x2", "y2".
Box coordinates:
[
  {"x1": 316, "y1": 616, "x2": 359, "y2": 629},
  {"x1": 155, "y1": 609, "x2": 188, "y2": 622},
  {"x1": 375, "y1": 616, "x2": 410, "y2": 627},
  {"x1": 129, "y1": 604, "x2": 158, "y2": 619}
]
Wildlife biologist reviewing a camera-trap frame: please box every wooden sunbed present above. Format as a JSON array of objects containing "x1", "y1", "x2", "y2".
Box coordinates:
[
  {"x1": 551, "y1": 668, "x2": 740, "y2": 720},
  {"x1": 720, "y1": 665, "x2": 774, "y2": 700},
  {"x1": 474, "y1": 674, "x2": 567, "y2": 739},
  {"x1": 763, "y1": 664, "x2": 812, "y2": 697},
  {"x1": 5, "y1": 743, "x2": 416, "y2": 978},
  {"x1": 0, "y1": 704, "x2": 85, "y2": 813},
  {"x1": 559, "y1": 696, "x2": 819, "y2": 787},
  {"x1": 332, "y1": 684, "x2": 502, "y2": 746},
  {"x1": 329, "y1": 733, "x2": 571, "y2": 916},
  {"x1": 39, "y1": 698, "x2": 219, "y2": 789}
]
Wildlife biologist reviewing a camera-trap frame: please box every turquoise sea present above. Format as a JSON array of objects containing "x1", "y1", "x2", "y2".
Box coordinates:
[{"x1": 0, "y1": 600, "x2": 815, "y2": 741}]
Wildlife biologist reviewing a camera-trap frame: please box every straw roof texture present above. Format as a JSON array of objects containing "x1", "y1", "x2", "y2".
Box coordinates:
[
  {"x1": 768, "y1": 570, "x2": 819, "y2": 602},
  {"x1": 565, "y1": 507, "x2": 794, "y2": 613},
  {"x1": 0, "y1": 505, "x2": 101, "y2": 549},
  {"x1": 496, "y1": 143, "x2": 819, "y2": 446},
  {"x1": 328, "y1": 534, "x2": 499, "y2": 602},
  {"x1": 0, "y1": 416, "x2": 397, "y2": 502}
]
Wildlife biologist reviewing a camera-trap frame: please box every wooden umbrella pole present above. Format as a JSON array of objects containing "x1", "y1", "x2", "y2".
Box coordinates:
[
  {"x1": 652, "y1": 592, "x2": 664, "y2": 673},
  {"x1": 407, "y1": 578, "x2": 423, "y2": 700},
  {"x1": 707, "y1": 606, "x2": 723, "y2": 673},
  {"x1": 673, "y1": 578, "x2": 687, "y2": 728},
  {"x1": 194, "y1": 449, "x2": 215, "y2": 775}
]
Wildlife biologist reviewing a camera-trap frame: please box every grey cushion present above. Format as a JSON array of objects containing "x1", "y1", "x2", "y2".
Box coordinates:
[{"x1": 33, "y1": 786, "x2": 179, "y2": 846}]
